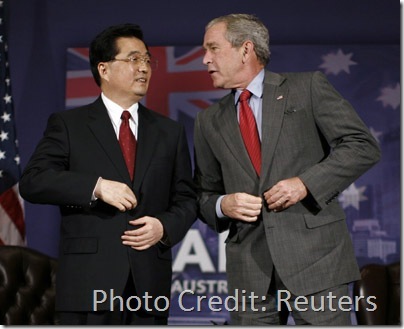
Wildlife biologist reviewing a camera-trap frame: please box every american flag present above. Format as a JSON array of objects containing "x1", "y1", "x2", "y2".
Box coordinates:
[{"x1": 0, "y1": 0, "x2": 25, "y2": 246}]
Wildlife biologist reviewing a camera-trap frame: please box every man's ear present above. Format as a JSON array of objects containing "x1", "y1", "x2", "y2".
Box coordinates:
[
  {"x1": 241, "y1": 40, "x2": 254, "y2": 63},
  {"x1": 98, "y1": 62, "x2": 109, "y2": 81}
]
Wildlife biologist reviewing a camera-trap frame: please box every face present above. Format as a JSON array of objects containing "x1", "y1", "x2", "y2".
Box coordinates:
[
  {"x1": 99, "y1": 37, "x2": 152, "y2": 106},
  {"x1": 202, "y1": 22, "x2": 245, "y2": 89}
]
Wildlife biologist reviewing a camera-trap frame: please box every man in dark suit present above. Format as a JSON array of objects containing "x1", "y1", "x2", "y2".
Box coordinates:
[
  {"x1": 194, "y1": 14, "x2": 380, "y2": 325},
  {"x1": 19, "y1": 23, "x2": 196, "y2": 325}
]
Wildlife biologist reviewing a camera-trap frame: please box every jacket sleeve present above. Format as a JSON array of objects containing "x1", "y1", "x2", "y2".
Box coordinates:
[
  {"x1": 298, "y1": 71, "x2": 381, "y2": 209},
  {"x1": 193, "y1": 111, "x2": 231, "y2": 233},
  {"x1": 154, "y1": 125, "x2": 197, "y2": 246},
  {"x1": 19, "y1": 112, "x2": 99, "y2": 206}
]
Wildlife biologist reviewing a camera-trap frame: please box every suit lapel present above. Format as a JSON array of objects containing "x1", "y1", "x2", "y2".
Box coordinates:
[
  {"x1": 87, "y1": 97, "x2": 131, "y2": 184},
  {"x1": 133, "y1": 104, "x2": 160, "y2": 191},
  {"x1": 260, "y1": 71, "x2": 288, "y2": 188},
  {"x1": 215, "y1": 93, "x2": 258, "y2": 181}
]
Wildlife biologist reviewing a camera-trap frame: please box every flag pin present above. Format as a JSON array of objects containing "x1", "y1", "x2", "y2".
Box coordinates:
[{"x1": 277, "y1": 95, "x2": 283, "y2": 100}]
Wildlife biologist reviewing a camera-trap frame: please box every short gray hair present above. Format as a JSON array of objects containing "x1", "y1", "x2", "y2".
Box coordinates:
[{"x1": 206, "y1": 14, "x2": 270, "y2": 66}]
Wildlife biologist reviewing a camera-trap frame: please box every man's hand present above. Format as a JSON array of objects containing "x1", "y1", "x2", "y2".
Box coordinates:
[
  {"x1": 94, "y1": 177, "x2": 137, "y2": 211},
  {"x1": 221, "y1": 192, "x2": 263, "y2": 222},
  {"x1": 121, "y1": 216, "x2": 164, "y2": 250},
  {"x1": 263, "y1": 177, "x2": 308, "y2": 212}
]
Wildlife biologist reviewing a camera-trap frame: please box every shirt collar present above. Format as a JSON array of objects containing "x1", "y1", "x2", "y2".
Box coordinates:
[
  {"x1": 234, "y1": 69, "x2": 265, "y2": 104},
  {"x1": 101, "y1": 93, "x2": 138, "y2": 127}
]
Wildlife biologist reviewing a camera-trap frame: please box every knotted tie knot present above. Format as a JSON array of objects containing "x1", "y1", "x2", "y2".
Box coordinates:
[
  {"x1": 121, "y1": 110, "x2": 131, "y2": 122},
  {"x1": 239, "y1": 89, "x2": 252, "y2": 103}
]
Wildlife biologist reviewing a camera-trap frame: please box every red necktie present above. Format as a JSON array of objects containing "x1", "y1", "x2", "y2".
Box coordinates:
[
  {"x1": 119, "y1": 111, "x2": 136, "y2": 181},
  {"x1": 239, "y1": 90, "x2": 261, "y2": 176}
]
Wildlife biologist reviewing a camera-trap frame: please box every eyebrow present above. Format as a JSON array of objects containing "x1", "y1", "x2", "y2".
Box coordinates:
[
  {"x1": 126, "y1": 50, "x2": 152, "y2": 57},
  {"x1": 204, "y1": 42, "x2": 219, "y2": 48}
]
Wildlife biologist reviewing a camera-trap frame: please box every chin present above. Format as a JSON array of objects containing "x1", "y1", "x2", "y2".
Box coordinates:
[
  {"x1": 212, "y1": 80, "x2": 224, "y2": 89},
  {"x1": 134, "y1": 87, "x2": 148, "y2": 96}
]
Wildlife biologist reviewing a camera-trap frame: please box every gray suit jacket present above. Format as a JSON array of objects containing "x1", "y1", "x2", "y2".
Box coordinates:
[{"x1": 194, "y1": 71, "x2": 380, "y2": 297}]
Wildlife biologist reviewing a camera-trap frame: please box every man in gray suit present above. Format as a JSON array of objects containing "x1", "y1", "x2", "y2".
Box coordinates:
[{"x1": 194, "y1": 14, "x2": 380, "y2": 325}]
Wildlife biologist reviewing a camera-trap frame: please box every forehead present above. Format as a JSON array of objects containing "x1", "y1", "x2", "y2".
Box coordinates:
[
  {"x1": 203, "y1": 22, "x2": 229, "y2": 45},
  {"x1": 115, "y1": 37, "x2": 147, "y2": 55}
]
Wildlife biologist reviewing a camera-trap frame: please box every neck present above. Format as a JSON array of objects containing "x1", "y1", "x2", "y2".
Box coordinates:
[
  {"x1": 102, "y1": 92, "x2": 139, "y2": 110},
  {"x1": 102, "y1": 91, "x2": 141, "y2": 110}
]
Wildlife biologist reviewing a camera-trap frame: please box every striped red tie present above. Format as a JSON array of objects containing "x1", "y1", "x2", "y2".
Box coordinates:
[
  {"x1": 239, "y1": 90, "x2": 261, "y2": 176},
  {"x1": 119, "y1": 111, "x2": 136, "y2": 181}
]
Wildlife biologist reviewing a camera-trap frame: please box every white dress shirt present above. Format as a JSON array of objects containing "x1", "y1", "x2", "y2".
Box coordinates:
[{"x1": 101, "y1": 93, "x2": 139, "y2": 139}]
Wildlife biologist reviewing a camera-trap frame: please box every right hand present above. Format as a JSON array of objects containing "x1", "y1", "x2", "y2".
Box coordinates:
[
  {"x1": 94, "y1": 178, "x2": 137, "y2": 212},
  {"x1": 221, "y1": 192, "x2": 263, "y2": 222}
]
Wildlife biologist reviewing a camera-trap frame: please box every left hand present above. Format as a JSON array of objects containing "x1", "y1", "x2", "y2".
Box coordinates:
[
  {"x1": 263, "y1": 177, "x2": 308, "y2": 212},
  {"x1": 121, "y1": 216, "x2": 164, "y2": 250}
]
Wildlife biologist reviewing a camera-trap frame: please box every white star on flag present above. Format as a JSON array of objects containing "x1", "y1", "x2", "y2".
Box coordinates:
[
  {"x1": 0, "y1": 129, "x2": 7, "y2": 141},
  {"x1": 377, "y1": 83, "x2": 400, "y2": 110},
  {"x1": 319, "y1": 49, "x2": 357, "y2": 75},
  {"x1": 1, "y1": 111, "x2": 10, "y2": 122},
  {"x1": 338, "y1": 183, "x2": 368, "y2": 210},
  {"x1": 3, "y1": 93, "x2": 11, "y2": 103}
]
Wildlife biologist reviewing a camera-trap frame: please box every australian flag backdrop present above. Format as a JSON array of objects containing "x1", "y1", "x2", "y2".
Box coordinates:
[{"x1": 66, "y1": 44, "x2": 399, "y2": 325}]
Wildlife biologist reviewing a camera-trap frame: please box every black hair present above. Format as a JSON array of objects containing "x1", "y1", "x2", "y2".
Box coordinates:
[{"x1": 89, "y1": 23, "x2": 145, "y2": 86}]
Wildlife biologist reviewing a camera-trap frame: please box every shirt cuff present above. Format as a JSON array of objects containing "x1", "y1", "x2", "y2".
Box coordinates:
[
  {"x1": 91, "y1": 177, "x2": 103, "y2": 202},
  {"x1": 215, "y1": 195, "x2": 226, "y2": 218}
]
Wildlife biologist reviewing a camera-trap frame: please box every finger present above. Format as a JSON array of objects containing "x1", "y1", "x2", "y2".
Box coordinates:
[
  {"x1": 267, "y1": 197, "x2": 285, "y2": 210},
  {"x1": 241, "y1": 207, "x2": 261, "y2": 217},
  {"x1": 130, "y1": 216, "x2": 147, "y2": 225},
  {"x1": 121, "y1": 233, "x2": 147, "y2": 244},
  {"x1": 131, "y1": 244, "x2": 151, "y2": 251},
  {"x1": 123, "y1": 226, "x2": 146, "y2": 237},
  {"x1": 234, "y1": 210, "x2": 259, "y2": 222},
  {"x1": 125, "y1": 236, "x2": 154, "y2": 249},
  {"x1": 271, "y1": 190, "x2": 288, "y2": 205},
  {"x1": 121, "y1": 200, "x2": 134, "y2": 211},
  {"x1": 120, "y1": 193, "x2": 137, "y2": 208},
  {"x1": 245, "y1": 195, "x2": 263, "y2": 205},
  {"x1": 239, "y1": 215, "x2": 258, "y2": 222},
  {"x1": 126, "y1": 195, "x2": 137, "y2": 208},
  {"x1": 112, "y1": 201, "x2": 127, "y2": 212},
  {"x1": 264, "y1": 190, "x2": 281, "y2": 204}
]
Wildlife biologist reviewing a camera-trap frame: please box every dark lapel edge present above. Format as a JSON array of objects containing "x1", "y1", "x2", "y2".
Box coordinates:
[
  {"x1": 260, "y1": 71, "x2": 288, "y2": 188},
  {"x1": 87, "y1": 97, "x2": 131, "y2": 183},
  {"x1": 215, "y1": 92, "x2": 258, "y2": 181},
  {"x1": 133, "y1": 104, "x2": 160, "y2": 190}
]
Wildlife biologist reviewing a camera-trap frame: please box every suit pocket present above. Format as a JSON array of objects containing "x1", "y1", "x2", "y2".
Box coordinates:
[
  {"x1": 303, "y1": 213, "x2": 344, "y2": 229},
  {"x1": 63, "y1": 237, "x2": 98, "y2": 254}
]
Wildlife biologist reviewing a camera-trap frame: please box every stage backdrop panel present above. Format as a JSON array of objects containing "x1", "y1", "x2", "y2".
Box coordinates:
[{"x1": 65, "y1": 45, "x2": 399, "y2": 325}]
